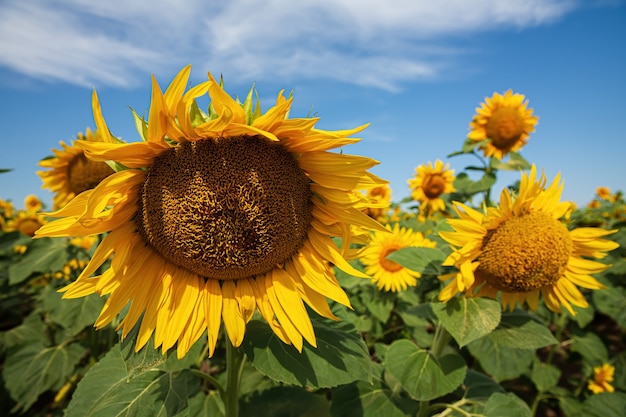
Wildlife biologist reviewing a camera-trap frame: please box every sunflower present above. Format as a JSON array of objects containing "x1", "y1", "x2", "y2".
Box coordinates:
[
  {"x1": 38, "y1": 128, "x2": 116, "y2": 209},
  {"x1": 587, "y1": 363, "x2": 615, "y2": 394},
  {"x1": 407, "y1": 160, "x2": 456, "y2": 216},
  {"x1": 360, "y1": 223, "x2": 436, "y2": 292},
  {"x1": 468, "y1": 90, "x2": 538, "y2": 160},
  {"x1": 438, "y1": 165, "x2": 619, "y2": 314},
  {"x1": 362, "y1": 184, "x2": 392, "y2": 221},
  {"x1": 7, "y1": 211, "x2": 47, "y2": 236},
  {"x1": 24, "y1": 195, "x2": 43, "y2": 212},
  {"x1": 35, "y1": 66, "x2": 388, "y2": 358}
]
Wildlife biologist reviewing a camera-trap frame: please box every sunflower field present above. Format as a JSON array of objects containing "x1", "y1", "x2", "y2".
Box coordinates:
[{"x1": 1, "y1": 68, "x2": 624, "y2": 417}]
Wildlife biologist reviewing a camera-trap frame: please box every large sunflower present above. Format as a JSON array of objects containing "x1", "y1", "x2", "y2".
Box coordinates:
[
  {"x1": 361, "y1": 223, "x2": 436, "y2": 292},
  {"x1": 38, "y1": 128, "x2": 115, "y2": 209},
  {"x1": 407, "y1": 160, "x2": 455, "y2": 216},
  {"x1": 438, "y1": 166, "x2": 619, "y2": 314},
  {"x1": 468, "y1": 90, "x2": 538, "y2": 160},
  {"x1": 35, "y1": 66, "x2": 388, "y2": 358}
]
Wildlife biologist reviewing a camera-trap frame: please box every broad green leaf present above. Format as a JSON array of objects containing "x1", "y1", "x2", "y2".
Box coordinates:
[
  {"x1": 577, "y1": 392, "x2": 626, "y2": 417},
  {"x1": 331, "y1": 363, "x2": 418, "y2": 417},
  {"x1": 466, "y1": 172, "x2": 497, "y2": 194},
  {"x1": 8, "y1": 237, "x2": 68, "y2": 284},
  {"x1": 489, "y1": 311, "x2": 557, "y2": 349},
  {"x1": 593, "y1": 286, "x2": 626, "y2": 328},
  {"x1": 432, "y1": 298, "x2": 501, "y2": 347},
  {"x1": 187, "y1": 390, "x2": 224, "y2": 417},
  {"x1": 483, "y1": 392, "x2": 532, "y2": 417},
  {"x1": 241, "y1": 386, "x2": 331, "y2": 417},
  {"x1": 385, "y1": 339, "x2": 466, "y2": 401},
  {"x1": 386, "y1": 247, "x2": 446, "y2": 275},
  {"x1": 463, "y1": 370, "x2": 505, "y2": 400},
  {"x1": 489, "y1": 152, "x2": 531, "y2": 171},
  {"x1": 64, "y1": 342, "x2": 199, "y2": 417},
  {"x1": 243, "y1": 318, "x2": 371, "y2": 389},
  {"x1": 571, "y1": 331, "x2": 609, "y2": 362},
  {"x1": 360, "y1": 287, "x2": 395, "y2": 324},
  {"x1": 568, "y1": 304, "x2": 595, "y2": 329},
  {"x1": 39, "y1": 286, "x2": 106, "y2": 336},
  {"x1": 1, "y1": 313, "x2": 48, "y2": 349},
  {"x1": 467, "y1": 337, "x2": 534, "y2": 382},
  {"x1": 613, "y1": 351, "x2": 626, "y2": 390},
  {"x1": 530, "y1": 358, "x2": 561, "y2": 392},
  {"x1": 3, "y1": 342, "x2": 86, "y2": 411}
]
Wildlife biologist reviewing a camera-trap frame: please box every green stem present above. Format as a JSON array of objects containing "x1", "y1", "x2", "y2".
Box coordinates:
[
  {"x1": 418, "y1": 324, "x2": 452, "y2": 417},
  {"x1": 223, "y1": 339, "x2": 246, "y2": 417}
]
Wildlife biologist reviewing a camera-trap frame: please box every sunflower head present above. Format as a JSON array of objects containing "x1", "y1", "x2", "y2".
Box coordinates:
[
  {"x1": 407, "y1": 160, "x2": 455, "y2": 216},
  {"x1": 38, "y1": 128, "x2": 116, "y2": 209},
  {"x1": 362, "y1": 184, "x2": 392, "y2": 221},
  {"x1": 35, "y1": 66, "x2": 388, "y2": 358},
  {"x1": 438, "y1": 165, "x2": 619, "y2": 314},
  {"x1": 361, "y1": 223, "x2": 436, "y2": 292},
  {"x1": 9, "y1": 211, "x2": 47, "y2": 237},
  {"x1": 588, "y1": 363, "x2": 615, "y2": 394},
  {"x1": 468, "y1": 90, "x2": 538, "y2": 160},
  {"x1": 24, "y1": 195, "x2": 43, "y2": 213}
]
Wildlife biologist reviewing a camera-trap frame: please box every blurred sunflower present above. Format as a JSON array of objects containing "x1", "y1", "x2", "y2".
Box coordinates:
[
  {"x1": 407, "y1": 160, "x2": 455, "y2": 216},
  {"x1": 35, "y1": 66, "x2": 387, "y2": 358},
  {"x1": 468, "y1": 90, "x2": 538, "y2": 160},
  {"x1": 362, "y1": 184, "x2": 392, "y2": 221},
  {"x1": 24, "y1": 195, "x2": 43, "y2": 212},
  {"x1": 38, "y1": 128, "x2": 115, "y2": 209},
  {"x1": 7, "y1": 211, "x2": 47, "y2": 236},
  {"x1": 587, "y1": 363, "x2": 615, "y2": 394},
  {"x1": 438, "y1": 165, "x2": 619, "y2": 314},
  {"x1": 361, "y1": 223, "x2": 436, "y2": 292}
]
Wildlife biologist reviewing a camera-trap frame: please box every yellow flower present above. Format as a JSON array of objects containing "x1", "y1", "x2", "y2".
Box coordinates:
[
  {"x1": 70, "y1": 235, "x2": 98, "y2": 250},
  {"x1": 38, "y1": 128, "x2": 115, "y2": 209},
  {"x1": 438, "y1": 166, "x2": 619, "y2": 314},
  {"x1": 588, "y1": 363, "x2": 615, "y2": 394},
  {"x1": 468, "y1": 90, "x2": 538, "y2": 159},
  {"x1": 596, "y1": 186, "x2": 615, "y2": 202},
  {"x1": 362, "y1": 184, "x2": 392, "y2": 220},
  {"x1": 407, "y1": 160, "x2": 456, "y2": 216},
  {"x1": 24, "y1": 195, "x2": 42, "y2": 213},
  {"x1": 361, "y1": 223, "x2": 436, "y2": 292},
  {"x1": 35, "y1": 66, "x2": 387, "y2": 359},
  {"x1": 8, "y1": 211, "x2": 47, "y2": 237},
  {"x1": 0, "y1": 198, "x2": 14, "y2": 218}
]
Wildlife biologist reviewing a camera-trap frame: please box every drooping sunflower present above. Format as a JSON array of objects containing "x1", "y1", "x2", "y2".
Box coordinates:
[
  {"x1": 407, "y1": 160, "x2": 456, "y2": 216},
  {"x1": 38, "y1": 128, "x2": 116, "y2": 209},
  {"x1": 438, "y1": 166, "x2": 619, "y2": 314},
  {"x1": 35, "y1": 66, "x2": 388, "y2": 358},
  {"x1": 360, "y1": 223, "x2": 436, "y2": 292},
  {"x1": 468, "y1": 90, "x2": 538, "y2": 160}
]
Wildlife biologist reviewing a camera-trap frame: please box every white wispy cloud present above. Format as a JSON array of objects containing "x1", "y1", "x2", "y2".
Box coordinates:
[{"x1": 0, "y1": 0, "x2": 578, "y2": 90}]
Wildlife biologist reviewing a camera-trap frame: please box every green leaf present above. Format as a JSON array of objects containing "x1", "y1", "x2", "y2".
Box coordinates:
[
  {"x1": 530, "y1": 358, "x2": 561, "y2": 392},
  {"x1": 489, "y1": 152, "x2": 532, "y2": 171},
  {"x1": 466, "y1": 172, "x2": 497, "y2": 194},
  {"x1": 489, "y1": 311, "x2": 557, "y2": 349},
  {"x1": 3, "y1": 342, "x2": 86, "y2": 411},
  {"x1": 578, "y1": 392, "x2": 626, "y2": 417},
  {"x1": 483, "y1": 392, "x2": 532, "y2": 417},
  {"x1": 187, "y1": 391, "x2": 224, "y2": 417},
  {"x1": 571, "y1": 331, "x2": 609, "y2": 362},
  {"x1": 8, "y1": 237, "x2": 68, "y2": 284},
  {"x1": 613, "y1": 351, "x2": 626, "y2": 390},
  {"x1": 386, "y1": 247, "x2": 447, "y2": 275},
  {"x1": 1, "y1": 313, "x2": 48, "y2": 349},
  {"x1": 467, "y1": 337, "x2": 534, "y2": 382},
  {"x1": 432, "y1": 298, "x2": 501, "y2": 347},
  {"x1": 40, "y1": 286, "x2": 106, "y2": 336},
  {"x1": 65, "y1": 342, "x2": 199, "y2": 417},
  {"x1": 360, "y1": 287, "x2": 395, "y2": 324},
  {"x1": 241, "y1": 386, "x2": 331, "y2": 417},
  {"x1": 385, "y1": 339, "x2": 466, "y2": 401},
  {"x1": 593, "y1": 286, "x2": 626, "y2": 328},
  {"x1": 243, "y1": 317, "x2": 371, "y2": 389},
  {"x1": 463, "y1": 370, "x2": 505, "y2": 400},
  {"x1": 331, "y1": 363, "x2": 418, "y2": 417}
]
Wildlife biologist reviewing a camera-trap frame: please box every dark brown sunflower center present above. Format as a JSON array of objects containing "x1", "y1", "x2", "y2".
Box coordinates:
[
  {"x1": 476, "y1": 211, "x2": 572, "y2": 293},
  {"x1": 379, "y1": 246, "x2": 403, "y2": 272},
  {"x1": 423, "y1": 174, "x2": 446, "y2": 199},
  {"x1": 485, "y1": 107, "x2": 524, "y2": 149},
  {"x1": 67, "y1": 153, "x2": 115, "y2": 195},
  {"x1": 136, "y1": 135, "x2": 313, "y2": 281}
]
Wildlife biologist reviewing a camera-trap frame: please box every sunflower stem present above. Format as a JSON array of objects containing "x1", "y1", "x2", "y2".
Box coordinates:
[
  {"x1": 223, "y1": 339, "x2": 246, "y2": 417},
  {"x1": 418, "y1": 324, "x2": 452, "y2": 417}
]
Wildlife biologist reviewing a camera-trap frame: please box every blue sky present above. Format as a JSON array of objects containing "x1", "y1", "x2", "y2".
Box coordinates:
[{"x1": 1, "y1": 0, "x2": 625, "y2": 210}]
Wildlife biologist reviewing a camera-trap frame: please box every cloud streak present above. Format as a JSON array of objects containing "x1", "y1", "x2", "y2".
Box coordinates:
[{"x1": 0, "y1": 0, "x2": 577, "y2": 90}]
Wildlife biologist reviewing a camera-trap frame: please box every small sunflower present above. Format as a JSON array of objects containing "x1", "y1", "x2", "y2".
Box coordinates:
[
  {"x1": 35, "y1": 66, "x2": 388, "y2": 358},
  {"x1": 596, "y1": 186, "x2": 615, "y2": 202},
  {"x1": 588, "y1": 363, "x2": 615, "y2": 394},
  {"x1": 468, "y1": 90, "x2": 538, "y2": 160},
  {"x1": 38, "y1": 128, "x2": 116, "y2": 209},
  {"x1": 362, "y1": 184, "x2": 392, "y2": 221},
  {"x1": 361, "y1": 223, "x2": 436, "y2": 292},
  {"x1": 24, "y1": 195, "x2": 43, "y2": 212},
  {"x1": 407, "y1": 160, "x2": 455, "y2": 216},
  {"x1": 8, "y1": 211, "x2": 47, "y2": 237},
  {"x1": 438, "y1": 166, "x2": 619, "y2": 314}
]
